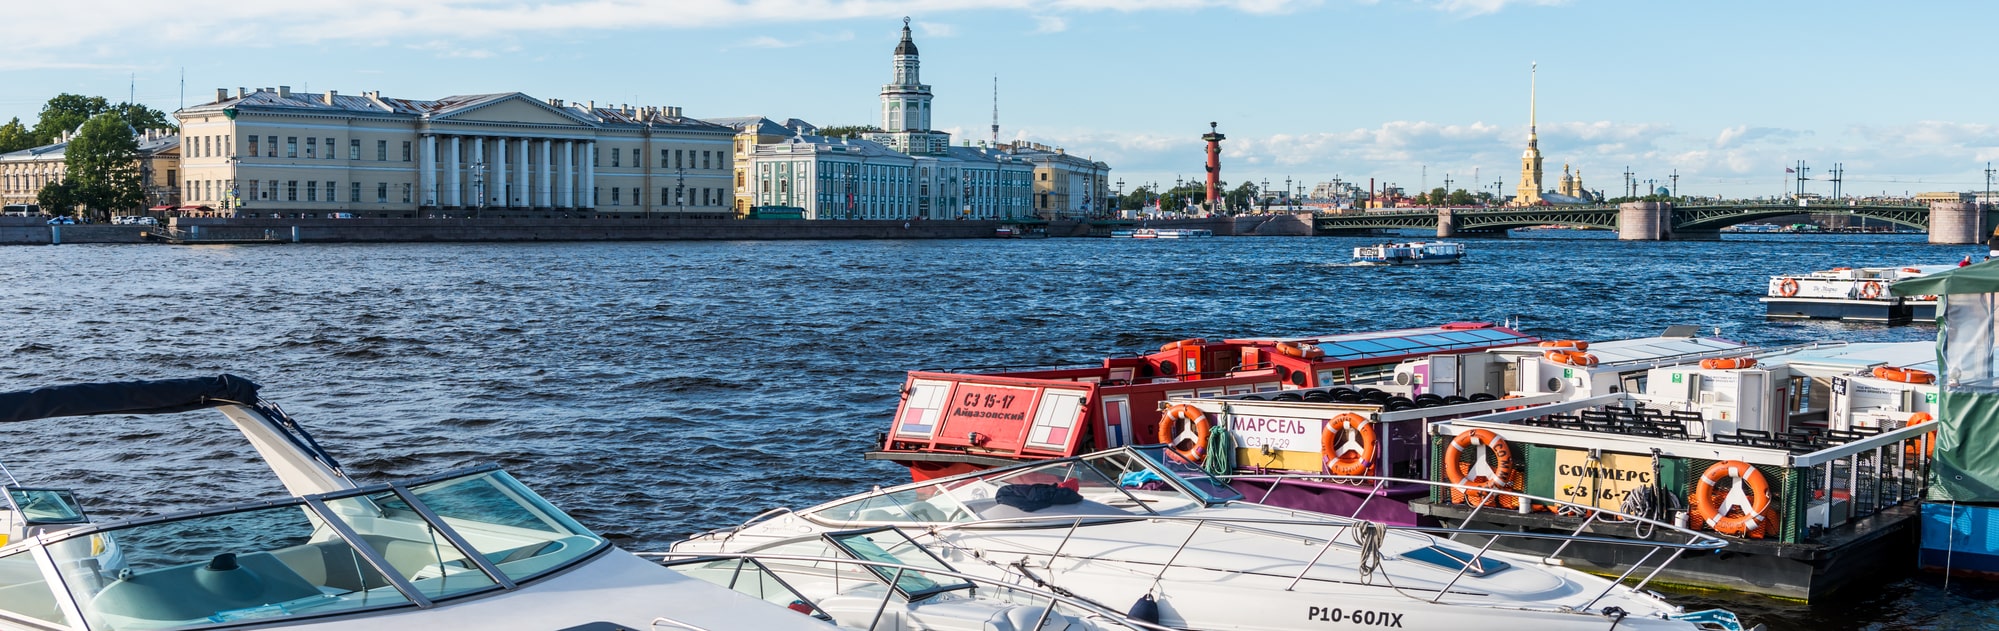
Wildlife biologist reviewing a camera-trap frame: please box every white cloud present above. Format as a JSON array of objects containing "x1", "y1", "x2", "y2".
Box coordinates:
[
  {"x1": 1420, "y1": 0, "x2": 1570, "y2": 17},
  {"x1": 917, "y1": 21, "x2": 956, "y2": 37},
  {"x1": 736, "y1": 31, "x2": 857, "y2": 49},
  {"x1": 1032, "y1": 15, "x2": 1069, "y2": 33}
]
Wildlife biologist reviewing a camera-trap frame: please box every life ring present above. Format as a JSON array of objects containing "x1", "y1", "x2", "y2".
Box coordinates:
[
  {"x1": 1858, "y1": 281, "x2": 1885, "y2": 300},
  {"x1": 1776, "y1": 278, "x2": 1800, "y2": 297},
  {"x1": 1691, "y1": 460, "x2": 1774, "y2": 538},
  {"x1": 1320, "y1": 413, "x2": 1375, "y2": 477},
  {"x1": 1500, "y1": 393, "x2": 1523, "y2": 412},
  {"x1": 1699, "y1": 357, "x2": 1757, "y2": 370},
  {"x1": 1902, "y1": 267, "x2": 1923, "y2": 273},
  {"x1": 1544, "y1": 350, "x2": 1599, "y2": 367},
  {"x1": 1872, "y1": 366, "x2": 1936, "y2": 384},
  {"x1": 1276, "y1": 341, "x2": 1325, "y2": 360},
  {"x1": 1156, "y1": 404, "x2": 1213, "y2": 462},
  {"x1": 1159, "y1": 338, "x2": 1206, "y2": 353},
  {"x1": 1904, "y1": 412, "x2": 1936, "y2": 458},
  {"x1": 1539, "y1": 340, "x2": 1589, "y2": 351},
  {"x1": 1443, "y1": 429, "x2": 1518, "y2": 509}
]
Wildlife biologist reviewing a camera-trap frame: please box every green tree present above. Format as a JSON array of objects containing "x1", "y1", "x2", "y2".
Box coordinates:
[
  {"x1": 0, "y1": 118, "x2": 33, "y2": 154},
  {"x1": 1447, "y1": 188, "x2": 1476, "y2": 206},
  {"x1": 1120, "y1": 185, "x2": 1153, "y2": 211},
  {"x1": 1227, "y1": 181, "x2": 1259, "y2": 213},
  {"x1": 37, "y1": 179, "x2": 81, "y2": 217},
  {"x1": 114, "y1": 102, "x2": 176, "y2": 133},
  {"x1": 65, "y1": 113, "x2": 144, "y2": 220},
  {"x1": 32, "y1": 94, "x2": 111, "y2": 145}
]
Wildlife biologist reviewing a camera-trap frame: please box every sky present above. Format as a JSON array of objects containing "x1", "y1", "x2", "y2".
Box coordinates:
[{"x1": 6, "y1": 0, "x2": 1998, "y2": 199}]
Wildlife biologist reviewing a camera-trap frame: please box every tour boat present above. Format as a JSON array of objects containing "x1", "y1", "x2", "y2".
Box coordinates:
[
  {"x1": 1109, "y1": 228, "x2": 1212, "y2": 239},
  {"x1": 1760, "y1": 265, "x2": 1949, "y2": 323},
  {"x1": 0, "y1": 376, "x2": 832, "y2": 630},
  {"x1": 1352, "y1": 242, "x2": 1465, "y2": 265},
  {"x1": 671, "y1": 447, "x2": 1752, "y2": 631}
]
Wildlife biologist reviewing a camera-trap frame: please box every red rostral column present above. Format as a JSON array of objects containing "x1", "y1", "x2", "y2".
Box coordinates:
[{"x1": 1202, "y1": 122, "x2": 1225, "y2": 211}]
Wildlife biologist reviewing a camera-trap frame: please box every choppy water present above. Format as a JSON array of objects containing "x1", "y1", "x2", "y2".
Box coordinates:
[{"x1": 0, "y1": 231, "x2": 1993, "y2": 630}]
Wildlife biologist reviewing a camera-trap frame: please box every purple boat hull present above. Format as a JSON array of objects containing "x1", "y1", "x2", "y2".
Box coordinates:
[{"x1": 1228, "y1": 478, "x2": 1438, "y2": 527}]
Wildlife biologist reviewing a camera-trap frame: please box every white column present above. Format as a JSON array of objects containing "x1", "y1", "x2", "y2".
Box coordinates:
[
  {"x1": 444, "y1": 136, "x2": 461, "y2": 207},
  {"x1": 582, "y1": 141, "x2": 596, "y2": 208},
  {"x1": 507, "y1": 137, "x2": 523, "y2": 206},
  {"x1": 560, "y1": 141, "x2": 575, "y2": 208},
  {"x1": 420, "y1": 134, "x2": 437, "y2": 207},
  {"x1": 494, "y1": 138, "x2": 509, "y2": 207},
  {"x1": 537, "y1": 140, "x2": 553, "y2": 207}
]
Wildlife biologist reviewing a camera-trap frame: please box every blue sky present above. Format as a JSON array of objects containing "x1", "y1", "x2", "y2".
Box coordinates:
[{"x1": 7, "y1": 0, "x2": 1996, "y2": 198}]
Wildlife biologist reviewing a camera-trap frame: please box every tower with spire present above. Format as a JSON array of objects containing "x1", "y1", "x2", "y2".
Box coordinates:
[
  {"x1": 868, "y1": 17, "x2": 949, "y2": 156},
  {"x1": 1515, "y1": 62, "x2": 1545, "y2": 206}
]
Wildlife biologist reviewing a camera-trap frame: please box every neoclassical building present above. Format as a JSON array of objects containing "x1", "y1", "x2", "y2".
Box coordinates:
[
  {"x1": 1001, "y1": 141, "x2": 1111, "y2": 219},
  {"x1": 1, "y1": 128, "x2": 181, "y2": 211},
  {"x1": 174, "y1": 87, "x2": 734, "y2": 217}
]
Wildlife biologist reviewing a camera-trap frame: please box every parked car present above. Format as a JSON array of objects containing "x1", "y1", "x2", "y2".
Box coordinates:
[{"x1": 45, "y1": 217, "x2": 75, "y2": 225}]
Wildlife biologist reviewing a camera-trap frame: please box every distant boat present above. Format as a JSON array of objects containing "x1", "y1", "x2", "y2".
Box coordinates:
[
  {"x1": 1353, "y1": 241, "x2": 1465, "y2": 265},
  {"x1": 1111, "y1": 228, "x2": 1212, "y2": 239}
]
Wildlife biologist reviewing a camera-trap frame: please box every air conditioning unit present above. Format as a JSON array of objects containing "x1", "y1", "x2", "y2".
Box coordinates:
[{"x1": 1394, "y1": 372, "x2": 1414, "y2": 386}]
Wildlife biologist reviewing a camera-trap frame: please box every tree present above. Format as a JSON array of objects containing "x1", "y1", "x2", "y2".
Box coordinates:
[
  {"x1": 0, "y1": 118, "x2": 33, "y2": 154},
  {"x1": 1121, "y1": 185, "x2": 1152, "y2": 211},
  {"x1": 32, "y1": 94, "x2": 111, "y2": 145},
  {"x1": 37, "y1": 180, "x2": 80, "y2": 217},
  {"x1": 1228, "y1": 181, "x2": 1259, "y2": 213},
  {"x1": 817, "y1": 125, "x2": 881, "y2": 139},
  {"x1": 1446, "y1": 188, "x2": 1477, "y2": 206},
  {"x1": 64, "y1": 113, "x2": 144, "y2": 220},
  {"x1": 113, "y1": 102, "x2": 176, "y2": 133}
]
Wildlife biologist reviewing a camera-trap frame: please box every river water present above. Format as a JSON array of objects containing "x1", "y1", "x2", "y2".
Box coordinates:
[{"x1": 0, "y1": 231, "x2": 1993, "y2": 629}]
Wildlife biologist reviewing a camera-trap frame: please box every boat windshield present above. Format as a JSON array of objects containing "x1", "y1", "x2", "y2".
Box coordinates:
[
  {"x1": 36, "y1": 469, "x2": 604, "y2": 630},
  {"x1": 809, "y1": 448, "x2": 1233, "y2": 527},
  {"x1": 7, "y1": 488, "x2": 88, "y2": 525}
]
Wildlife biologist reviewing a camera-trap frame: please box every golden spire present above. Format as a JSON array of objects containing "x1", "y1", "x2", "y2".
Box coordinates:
[{"x1": 1528, "y1": 62, "x2": 1537, "y2": 147}]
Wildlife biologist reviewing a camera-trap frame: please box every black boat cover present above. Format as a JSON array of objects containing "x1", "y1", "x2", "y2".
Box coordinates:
[{"x1": 0, "y1": 374, "x2": 261, "y2": 423}]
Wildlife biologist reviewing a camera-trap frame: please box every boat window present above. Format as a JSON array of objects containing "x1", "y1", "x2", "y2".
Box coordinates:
[
  {"x1": 811, "y1": 486, "x2": 977, "y2": 525},
  {"x1": 1943, "y1": 293, "x2": 1999, "y2": 392},
  {"x1": 664, "y1": 556, "x2": 829, "y2": 620},
  {"x1": 0, "y1": 548, "x2": 65, "y2": 625},
  {"x1": 47, "y1": 502, "x2": 414, "y2": 630},
  {"x1": 1401, "y1": 545, "x2": 1511, "y2": 576},
  {"x1": 8, "y1": 488, "x2": 87, "y2": 525},
  {"x1": 387, "y1": 470, "x2": 607, "y2": 583},
  {"x1": 824, "y1": 528, "x2": 973, "y2": 602},
  {"x1": 319, "y1": 494, "x2": 499, "y2": 599},
  {"x1": 1117, "y1": 447, "x2": 1243, "y2": 504}
]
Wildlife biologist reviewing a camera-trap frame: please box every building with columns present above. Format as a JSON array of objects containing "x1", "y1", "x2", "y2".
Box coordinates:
[
  {"x1": 1000, "y1": 141, "x2": 1111, "y2": 220},
  {"x1": 1, "y1": 128, "x2": 181, "y2": 211},
  {"x1": 174, "y1": 87, "x2": 734, "y2": 217}
]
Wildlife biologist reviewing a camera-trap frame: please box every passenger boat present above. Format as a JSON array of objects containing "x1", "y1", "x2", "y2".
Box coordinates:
[
  {"x1": 1760, "y1": 265, "x2": 1948, "y2": 323},
  {"x1": 1352, "y1": 242, "x2": 1465, "y2": 266},
  {"x1": 670, "y1": 447, "x2": 1753, "y2": 631},
  {"x1": 1891, "y1": 262, "x2": 1999, "y2": 581},
  {"x1": 0, "y1": 376, "x2": 833, "y2": 630},
  {"x1": 1109, "y1": 228, "x2": 1212, "y2": 239}
]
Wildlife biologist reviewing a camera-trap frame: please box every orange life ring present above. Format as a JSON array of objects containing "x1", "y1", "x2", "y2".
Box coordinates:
[
  {"x1": 1500, "y1": 393, "x2": 1524, "y2": 412},
  {"x1": 1320, "y1": 413, "x2": 1375, "y2": 476},
  {"x1": 1156, "y1": 404, "x2": 1213, "y2": 462},
  {"x1": 1699, "y1": 357, "x2": 1757, "y2": 370},
  {"x1": 1776, "y1": 278, "x2": 1800, "y2": 297},
  {"x1": 1544, "y1": 350, "x2": 1599, "y2": 367},
  {"x1": 1539, "y1": 340, "x2": 1589, "y2": 351},
  {"x1": 1858, "y1": 281, "x2": 1885, "y2": 300},
  {"x1": 1830, "y1": 267, "x2": 1852, "y2": 271},
  {"x1": 1872, "y1": 366, "x2": 1936, "y2": 384},
  {"x1": 1902, "y1": 267, "x2": 1923, "y2": 273},
  {"x1": 1159, "y1": 338, "x2": 1206, "y2": 353},
  {"x1": 1276, "y1": 341, "x2": 1326, "y2": 360},
  {"x1": 1905, "y1": 412, "x2": 1936, "y2": 458},
  {"x1": 1691, "y1": 460, "x2": 1774, "y2": 538},
  {"x1": 1443, "y1": 429, "x2": 1518, "y2": 509}
]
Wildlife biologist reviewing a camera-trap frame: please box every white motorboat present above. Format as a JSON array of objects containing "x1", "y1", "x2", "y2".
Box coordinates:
[
  {"x1": 1352, "y1": 242, "x2": 1464, "y2": 266},
  {"x1": 0, "y1": 375, "x2": 834, "y2": 631},
  {"x1": 673, "y1": 446, "x2": 1752, "y2": 631},
  {"x1": 1760, "y1": 265, "x2": 1948, "y2": 323}
]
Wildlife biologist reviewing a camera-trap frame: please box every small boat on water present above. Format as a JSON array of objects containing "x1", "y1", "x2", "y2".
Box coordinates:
[
  {"x1": 672, "y1": 447, "x2": 1752, "y2": 631},
  {"x1": 1352, "y1": 242, "x2": 1465, "y2": 265},
  {"x1": 1110, "y1": 228, "x2": 1212, "y2": 239},
  {"x1": 1760, "y1": 265, "x2": 1949, "y2": 323},
  {"x1": 0, "y1": 375, "x2": 833, "y2": 630}
]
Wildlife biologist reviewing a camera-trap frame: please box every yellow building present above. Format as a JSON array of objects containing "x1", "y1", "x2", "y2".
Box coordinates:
[
  {"x1": 0, "y1": 128, "x2": 181, "y2": 212},
  {"x1": 1000, "y1": 141, "x2": 1110, "y2": 219},
  {"x1": 710, "y1": 117, "x2": 814, "y2": 217}
]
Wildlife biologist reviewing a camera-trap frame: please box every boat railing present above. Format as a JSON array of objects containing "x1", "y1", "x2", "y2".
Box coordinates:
[
  {"x1": 921, "y1": 476, "x2": 1724, "y2": 617},
  {"x1": 645, "y1": 551, "x2": 1179, "y2": 631}
]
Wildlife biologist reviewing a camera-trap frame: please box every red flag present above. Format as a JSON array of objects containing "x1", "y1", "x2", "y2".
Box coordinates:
[{"x1": 1785, "y1": 168, "x2": 1795, "y2": 173}]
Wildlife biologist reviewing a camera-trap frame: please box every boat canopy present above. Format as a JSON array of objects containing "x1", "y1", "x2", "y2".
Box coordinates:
[
  {"x1": 1892, "y1": 259, "x2": 1999, "y2": 501},
  {"x1": 1226, "y1": 324, "x2": 1532, "y2": 362},
  {"x1": 0, "y1": 374, "x2": 261, "y2": 424}
]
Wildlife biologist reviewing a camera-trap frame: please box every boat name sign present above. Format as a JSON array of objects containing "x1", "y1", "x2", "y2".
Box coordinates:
[
  {"x1": 1225, "y1": 414, "x2": 1317, "y2": 451},
  {"x1": 1553, "y1": 449, "x2": 1654, "y2": 510}
]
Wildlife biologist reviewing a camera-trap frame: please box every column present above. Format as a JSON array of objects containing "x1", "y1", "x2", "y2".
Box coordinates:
[
  {"x1": 444, "y1": 136, "x2": 461, "y2": 207},
  {"x1": 471, "y1": 137, "x2": 485, "y2": 207},
  {"x1": 537, "y1": 140, "x2": 553, "y2": 207},
  {"x1": 560, "y1": 141, "x2": 575, "y2": 208},
  {"x1": 582, "y1": 141, "x2": 596, "y2": 208},
  {"x1": 420, "y1": 134, "x2": 437, "y2": 207},
  {"x1": 507, "y1": 137, "x2": 523, "y2": 206},
  {"x1": 494, "y1": 138, "x2": 509, "y2": 207}
]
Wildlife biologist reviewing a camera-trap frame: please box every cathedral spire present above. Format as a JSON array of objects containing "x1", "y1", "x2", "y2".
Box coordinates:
[{"x1": 1528, "y1": 61, "x2": 1537, "y2": 146}]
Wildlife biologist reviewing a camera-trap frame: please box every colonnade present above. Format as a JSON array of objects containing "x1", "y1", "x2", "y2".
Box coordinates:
[{"x1": 418, "y1": 134, "x2": 594, "y2": 210}]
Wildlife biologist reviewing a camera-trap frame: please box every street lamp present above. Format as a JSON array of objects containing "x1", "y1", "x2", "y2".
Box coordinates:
[
  {"x1": 675, "y1": 166, "x2": 686, "y2": 214},
  {"x1": 470, "y1": 161, "x2": 487, "y2": 219},
  {"x1": 225, "y1": 156, "x2": 240, "y2": 217}
]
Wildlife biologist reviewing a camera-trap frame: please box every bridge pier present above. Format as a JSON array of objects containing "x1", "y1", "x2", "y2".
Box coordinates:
[
  {"x1": 1618, "y1": 202, "x2": 1671, "y2": 240},
  {"x1": 1928, "y1": 201, "x2": 1986, "y2": 244},
  {"x1": 1436, "y1": 209, "x2": 1457, "y2": 238}
]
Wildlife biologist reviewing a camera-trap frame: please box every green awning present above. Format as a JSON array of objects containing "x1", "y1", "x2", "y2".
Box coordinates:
[{"x1": 1891, "y1": 259, "x2": 1999, "y2": 296}]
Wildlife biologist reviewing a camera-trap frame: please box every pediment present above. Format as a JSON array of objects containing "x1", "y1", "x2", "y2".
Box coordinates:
[{"x1": 435, "y1": 94, "x2": 593, "y2": 127}]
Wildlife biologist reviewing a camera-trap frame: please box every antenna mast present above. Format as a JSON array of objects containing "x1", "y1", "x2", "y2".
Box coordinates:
[{"x1": 990, "y1": 75, "x2": 999, "y2": 146}]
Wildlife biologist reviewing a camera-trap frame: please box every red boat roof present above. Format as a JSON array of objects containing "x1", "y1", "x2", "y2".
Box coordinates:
[{"x1": 1222, "y1": 323, "x2": 1533, "y2": 362}]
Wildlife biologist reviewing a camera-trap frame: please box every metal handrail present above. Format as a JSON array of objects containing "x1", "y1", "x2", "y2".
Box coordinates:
[{"x1": 644, "y1": 551, "x2": 1177, "y2": 631}]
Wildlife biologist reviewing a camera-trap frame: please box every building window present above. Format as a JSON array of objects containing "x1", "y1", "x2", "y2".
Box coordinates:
[
  {"x1": 662, "y1": 187, "x2": 669, "y2": 205},
  {"x1": 246, "y1": 180, "x2": 258, "y2": 201},
  {"x1": 402, "y1": 141, "x2": 412, "y2": 162},
  {"x1": 703, "y1": 151, "x2": 712, "y2": 170},
  {"x1": 248, "y1": 135, "x2": 259, "y2": 157},
  {"x1": 267, "y1": 180, "x2": 278, "y2": 199},
  {"x1": 325, "y1": 138, "x2": 336, "y2": 160},
  {"x1": 377, "y1": 140, "x2": 387, "y2": 161},
  {"x1": 287, "y1": 180, "x2": 299, "y2": 201},
  {"x1": 611, "y1": 187, "x2": 620, "y2": 205},
  {"x1": 349, "y1": 139, "x2": 360, "y2": 160},
  {"x1": 674, "y1": 150, "x2": 682, "y2": 169},
  {"x1": 305, "y1": 137, "x2": 316, "y2": 159},
  {"x1": 326, "y1": 181, "x2": 337, "y2": 202},
  {"x1": 166, "y1": 169, "x2": 176, "y2": 184},
  {"x1": 351, "y1": 182, "x2": 360, "y2": 202},
  {"x1": 306, "y1": 181, "x2": 317, "y2": 202},
  {"x1": 377, "y1": 183, "x2": 388, "y2": 203},
  {"x1": 402, "y1": 183, "x2": 412, "y2": 203},
  {"x1": 287, "y1": 137, "x2": 298, "y2": 158},
  {"x1": 593, "y1": 187, "x2": 600, "y2": 205},
  {"x1": 661, "y1": 149, "x2": 668, "y2": 165},
  {"x1": 631, "y1": 148, "x2": 640, "y2": 167},
  {"x1": 611, "y1": 149, "x2": 619, "y2": 168},
  {"x1": 592, "y1": 148, "x2": 599, "y2": 167}
]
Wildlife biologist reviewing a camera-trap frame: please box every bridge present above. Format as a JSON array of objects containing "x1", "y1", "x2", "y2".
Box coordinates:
[{"x1": 1314, "y1": 201, "x2": 1992, "y2": 243}]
